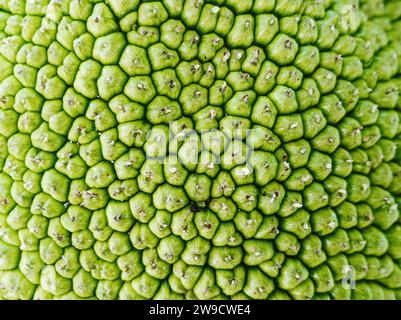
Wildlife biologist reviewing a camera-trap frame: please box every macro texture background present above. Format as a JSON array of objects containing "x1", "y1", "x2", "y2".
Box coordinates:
[{"x1": 0, "y1": 0, "x2": 401, "y2": 300}]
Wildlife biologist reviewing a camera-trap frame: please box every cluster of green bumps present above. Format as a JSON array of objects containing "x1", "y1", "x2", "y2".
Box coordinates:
[{"x1": 1, "y1": 0, "x2": 401, "y2": 300}]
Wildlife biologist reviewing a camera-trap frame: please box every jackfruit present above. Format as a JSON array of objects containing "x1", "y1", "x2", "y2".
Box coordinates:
[{"x1": 0, "y1": 0, "x2": 401, "y2": 300}]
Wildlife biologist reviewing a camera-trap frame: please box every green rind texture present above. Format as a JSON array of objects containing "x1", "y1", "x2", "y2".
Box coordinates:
[{"x1": 0, "y1": 0, "x2": 401, "y2": 300}]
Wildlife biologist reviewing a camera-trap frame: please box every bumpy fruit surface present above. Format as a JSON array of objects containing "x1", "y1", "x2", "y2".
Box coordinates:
[{"x1": 1, "y1": 0, "x2": 401, "y2": 300}]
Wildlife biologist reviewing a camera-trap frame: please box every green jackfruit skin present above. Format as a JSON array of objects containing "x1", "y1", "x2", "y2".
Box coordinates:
[{"x1": 0, "y1": 0, "x2": 401, "y2": 300}]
